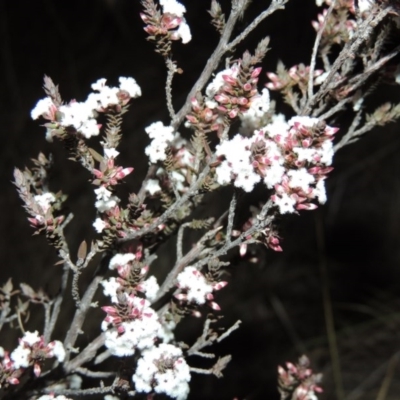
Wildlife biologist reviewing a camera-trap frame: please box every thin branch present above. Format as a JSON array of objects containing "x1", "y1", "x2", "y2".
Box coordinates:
[
  {"x1": 63, "y1": 275, "x2": 104, "y2": 364},
  {"x1": 226, "y1": 0, "x2": 289, "y2": 51},
  {"x1": 308, "y1": 0, "x2": 337, "y2": 100},
  {"x1": 44, "y1": 264, "x2": 70, "y2": 342},
  {"x1": 226, "y1": 192, "x2": 237, "y2": 242},
  {"x1": 165, "y1": 58, "x2": 178, "y2": 119},
  {"x1": 64, "y1": 333, "x2": 105, "y2": 373},
  {"x1": 75, "y1": 367, "x2": 116, "y2": 379}
]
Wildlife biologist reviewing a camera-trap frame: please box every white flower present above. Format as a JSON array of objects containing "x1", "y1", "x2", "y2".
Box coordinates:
[
  {"x1": 234, "y1": 166, "x2": 260, "y2": 192},
  {"x1": 109, "y1": 253, "x2": 136, "y2": 270},
  {"x1": 94, "y1": 187, "x2": 119, "y2": 212},
  {"x1": 119, "y1": 77, "x2": 142, "y2": 98},
  {"x1": 10, "y1": 345, "x2": 31, "y2": 368},
  {"x1": 21, "y1": 331, "x2": 41, "y2": 346},
  {"x1": 264, "y1": 164, "x2": 285, "y2": 189},
  {"x1": 133, "y1": 343, "x2": 191, "y2": 400},
  {"x1": 80, "y1": 118, "x2": 100, "y2": 138},
  {"x1": 139, "y1": 276, "x2": 160, "y2": 302},
  {"x1": 101, "y1": 277, "x2": 121, "y2": 303},
  {"x1": 240, "y1": 88, "x2": 270, "y2": 134},
  {"x1": 96, "y1": 86, "x2": 120, "y2": 108},
  {"x1": 31, "y1": 97, "x2": 55, "y2": 120},
  {"x1": 176, "y1": 21, "x2": 192, "y2": 44},
  {"x1": 48, "y1": 340, "x2": 66, "y2": 362},
  {"x1": 262, "y1": 113, "x2": 289, "y2": 139},
  {"x1": 34, "y1": 192, "x2": 56, "y2": 214},
  {"x1": 145, "y1": 121, "x2": 175, "y2": 141},
  {"x1": 287, "y1": 168, "x2": 315, "y2": 192},
  {"x1": 313, "y1": 179, "x2": 327, "y2": 204},
  {"x1": 358, "y1": 0, "x2": 373, "y2": 13},
  {"x1": 104, "y1": 148, "x2": 120, "y2": 159},
  {"x1": 93, "y1": 218, "x2": 107, "y2": 233},
  {"x1": 215, "y1": 160, "x2": 233, "y2": 186},
  {"x1": 160, "y1": 0, "x2": 186, "y2": 17},
  {"x1": 37, "y1": 396, "x2": 73, "y2": 400},
  {"x1": 59, "y1": 101, "x2": 94, "y2": 129},
  {"x1": 176, "y1": 266, "x2": 213, "y2": 305},
  {"x1": 91, "y1": 78, "x2": 107, "y2": 92},
  {"x1": 273, "y1": 193, "x2": 297, "y2": 214},
  {"x1": 145, "y1": 179, "x2": 162, "y2": 195}
]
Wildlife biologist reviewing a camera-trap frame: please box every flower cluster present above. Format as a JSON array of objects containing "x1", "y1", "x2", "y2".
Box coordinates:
[
  {"x1": 10, "y1": 331, "x2": 65, "y2": 377},
  {"x1": 31, "y1": 77, "x2": 141, "y2": 141},
  {"x1": 144, "y1": 121, "x2": 176, "y2": 163},
  {"x1": 141, "y1": 0, "x2": 191, "y2": 57},
  {"x1": 101, "y1": 251, "x2": 167, "y2": 356},
  {"x1": 0, "y1": 331, "x2": 65, "y2": 388},
  {"x1": 215, "y1": 115, "x2": 338, "y2": 214},
  {"x1": 101, "y1": 295, "x2": 165, "y2": 357},
  {"x1": 278, "y1": 355, "x2": 323, "y2": 400},
  {"x1": 102, "y1": 250, "x2": 160, "y2": 302},
  {"x1": 132, "y1": 343, "x2": 191, "y2": 400},
  {"x1": 175, "y1": 266, "x2": 227, "y2": 311}
]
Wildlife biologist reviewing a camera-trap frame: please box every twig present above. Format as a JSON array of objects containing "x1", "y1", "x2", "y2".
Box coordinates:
[
  {"x1": 226, "y1": 192, "x2": 237, "y2": 242},
  {"x1": 65, "y1": 333, "x2": 105, "y2": 373},
  {"x1": 75, "y1": 367, "x2": 116, "y2": 379},
  {"x1": 307, "y1": 0, "x2": 337, "y2": 100},
  {"x1": 44, "y1": 263, "x2": 70, "y2": 342},
  {"x1": 165, "y1": 58, "x2": 178, "y2": 119},
  {"x1": 226, "y1": 0, "x2": 288, "y2": 51},
  {"x1": 63, "y1": 275, "x2": 104, "y2": 364}
]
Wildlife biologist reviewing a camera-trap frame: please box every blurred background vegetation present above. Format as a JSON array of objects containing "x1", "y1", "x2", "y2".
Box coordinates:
[{"x1": 1, "y1": 1, "x2": 400, "y2": 399}]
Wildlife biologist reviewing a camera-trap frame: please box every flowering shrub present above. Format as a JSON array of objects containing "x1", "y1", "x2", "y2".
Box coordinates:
[{"x1": 2, "y1": 0, "x2": 400, "y2": 398}]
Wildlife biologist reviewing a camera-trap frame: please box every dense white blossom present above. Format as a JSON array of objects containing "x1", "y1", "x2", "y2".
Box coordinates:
[
  {"x1": 139, "y1": 276, "x2": 160, "y2": 302},
  {"x1": 145, "y1": 122, "x2": 175, "y2": 163},
  {"x1": 34, "y1": 192, "x2": 56, "y2": 213},
  {"x1": 109, "y1": 253, "x2": 136, "y2": 270},
  {"x1": 94, "y1": 187, "x2": 120, "y2": 212},
  {"x1": 104, "y1": 148, "x2": 120, "y2": 159},
  {"x1": 93, "y1": 218, "x2": 107, "y2": 233},
  {"x1": 176, "y1": 266, "x2": 213, "y2": 304},
  {"x1": 101, "y1": 277, "x2": 121, "y2": 303},
  {"x1": 240, "y1": 88, "x2": 270, "y2": 134},
  {"x1": 119, "y1": 77, "x2": 142, "y2": 98},
  {"x1": 160, "y1": 0, "x2": 186, "y2": 17},
  {"x1": 133, "y1": 343, "x2": 190, "y2": 400},
  {"x1": 145, "y1": 178, "x2": 162, "y2": 195},
  {"x1": 31, "y1": 97, "x2": 55, "y2": 120},
  {"x1": 176, "y1": 21, "x2": 192, "y2": 44},
  {"x1": 102, "y1": 297, "x2": 163, "y2": 356}
]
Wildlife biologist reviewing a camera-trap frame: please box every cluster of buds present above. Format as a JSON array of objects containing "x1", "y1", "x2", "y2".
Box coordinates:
[
  {"x1": 101, "y1": 249, "x2": 160, "y2": 303},
  {"x1": 0, "y1": 351, "x2": 23, "y2": 388},
  {"x1": 269, "y1": 116, "x2": 338, "y2": 213},
  {"x1": 0, "y1": 331, "x2": 65, "y2": 385},
  {"x1": 312, "y1": 6, "x2": 357, "y2": 48},
  {"x1": 92, "y1": 154, "x2": 133, "y2": 188},
  {"x1": 214, "y1": 63, "x2": 261, "y2": 119},
  {"x1": 278, "y1": 355, "x2": 323, "y2": 400},
  {"x1": 185, "y1": 96, "x2": 221, "y2": 136},
  {"x1": 13, "y1": 168, "x2": 67, "y2": 248},
  {"x1": 174, "y1": 266, "x2": 228, "y2": 314},
  {"x1": 141, "y1": 0, "x2": 191, "y2": 57},
  {"x1": 235, "y1": 209, "x2": 283, "y2": 255},
  {"x1": 266, "y1": 64, "x2": 325, "y2": 94}
]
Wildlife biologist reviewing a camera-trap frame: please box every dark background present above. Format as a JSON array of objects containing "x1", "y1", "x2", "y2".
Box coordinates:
[{"x1": 1, "y1": 0, "x2": 400, "y2": 399}]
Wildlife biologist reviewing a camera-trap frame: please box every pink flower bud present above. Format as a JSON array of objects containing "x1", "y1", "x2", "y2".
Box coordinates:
[
  {"x1": 251, "y1": 67, "x2": 262, "y2": 78},
  {"x1": 210, "y1": 301, "x2": 221, "y2": 311},
  {"x1": 33, "y1": 363, "x2": 41, "y2": 377},
  {"x1": 214, "y1": 94, "x2": 230, "y2": 104}
]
